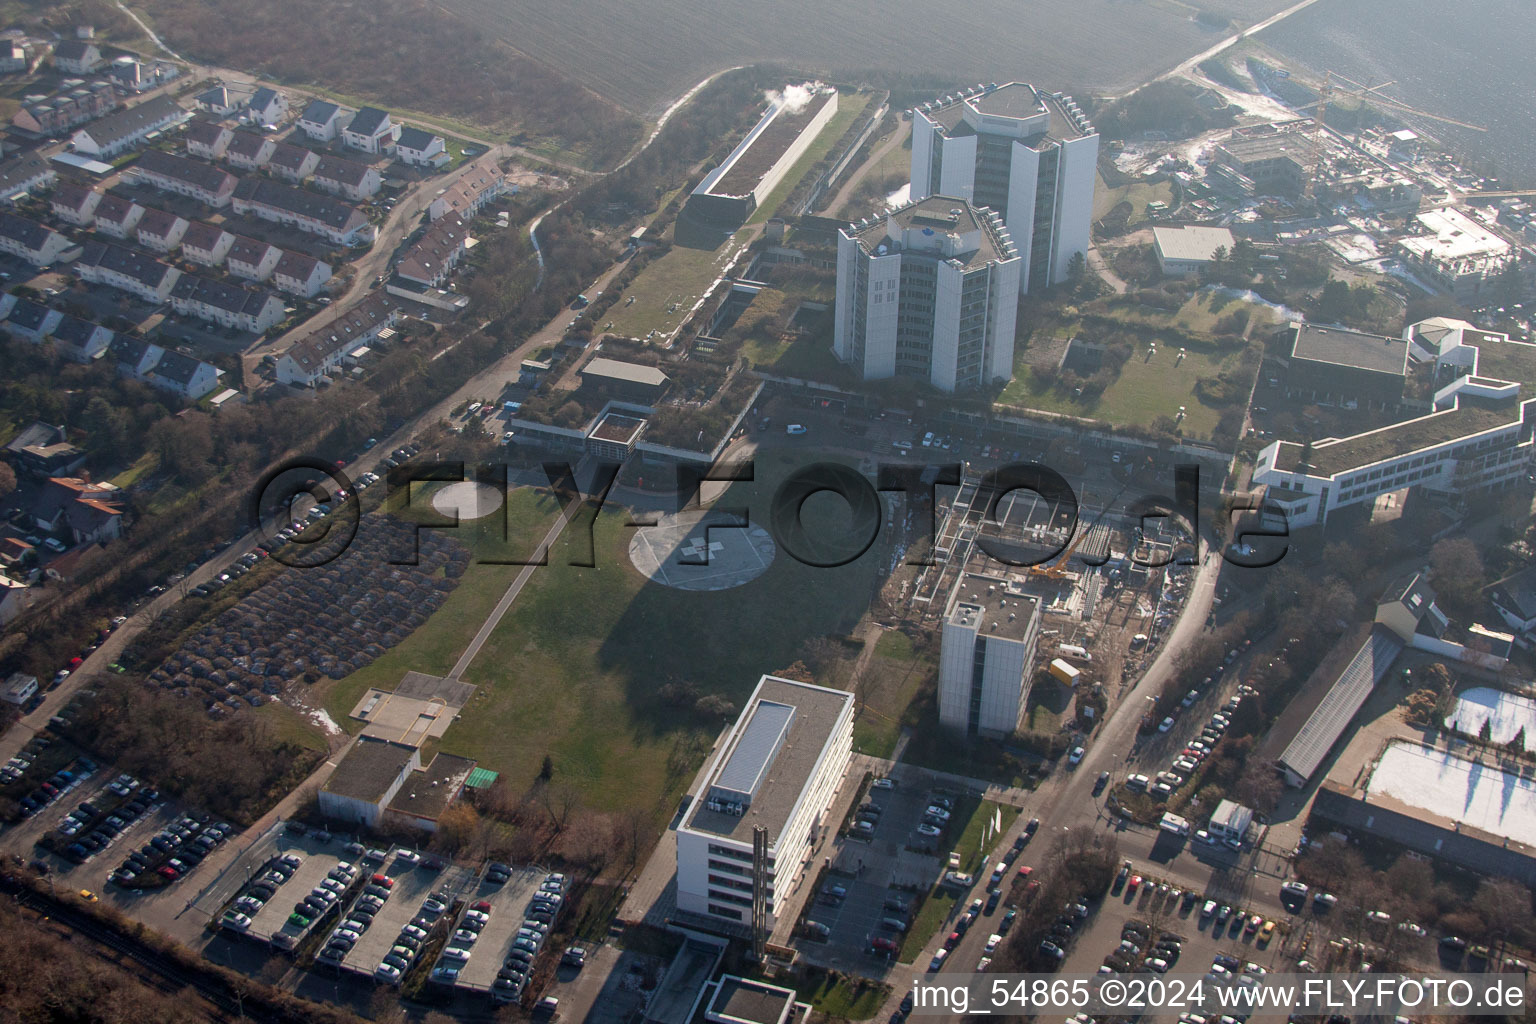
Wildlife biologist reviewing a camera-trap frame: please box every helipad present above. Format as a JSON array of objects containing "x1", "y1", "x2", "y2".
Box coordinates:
[
  {"x1": 628, "y1": 508, "x2": 776, "y2": 591},
  {"x1": 430, "y1": 480, "x2": 504, "y2": 521}
]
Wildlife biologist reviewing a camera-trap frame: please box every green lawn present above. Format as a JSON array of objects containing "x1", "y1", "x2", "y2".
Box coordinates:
[
  {"x1": 429, "y1": 451, "x2": 895, "y2": 813},
  {"x1": 953, "y1": 799, "x2": 1021, "y2": 873},
  {"x1": 852, "y1": 630, "x2": 932, "y2": 759},
  {"x1": 317, "y1": 487, "x2": 562, "y2": 727},
  {"x1": 1001, "y1": 296, "x2": 1266, "y2": 439},
  {"x1": 110, "y1": 453, "x2": 158, "y2": 489},
  {"x1": 788, "y1": 971, "x2": 889, "y2": 1019},
  {"x1": 603, "y1": 233, "x2": 750, "y2": 341},
  {"x1": 748, "y1": 91, "x2": 874, "y2": 225},
  {"x1": 897, "y1": 797, "x2": 1016, "y2": 962},
  {"x1": 1092, "y1": 173, "x2": 1176, "y2": 226}
]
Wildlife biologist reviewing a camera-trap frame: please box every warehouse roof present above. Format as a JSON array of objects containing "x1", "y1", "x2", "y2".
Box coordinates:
[
  {"x1": 580, "y1": 356, "x2": 668, "y2": 389},
  {"x1": 1153, "y1": 225, "x2": 1235, "y2": 264},
  {"x1": 322, "y1": 736, "x2": 416, "y2": 803},
  {"x1": 1278, "y1": 626, "x2": 1403, "y2": 785},
  {"x1": 1290, "y1": 323, "x2": 1409, "y2": 376}
]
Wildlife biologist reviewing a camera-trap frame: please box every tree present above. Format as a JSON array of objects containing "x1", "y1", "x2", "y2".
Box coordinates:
[
  {"x1": 1430, "y1": 537, "x2": 1486, "y2": 611},
  {"x1": 0, "y1": 462, "x2": 14, "y2": 502},
  {"x1": 433, "y1": 802, "x2": 480, "y2": 854},
  {"x1": 539, "y1": 754, "x2": 554, "y2": 781},
  {"x1": 1479, "y1": 717, "x2": 1493, "y2": 743}
]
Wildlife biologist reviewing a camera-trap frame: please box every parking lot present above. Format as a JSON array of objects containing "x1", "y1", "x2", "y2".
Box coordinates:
[
  {"x1": 240, "y1": 834, "x2": 351, "y2": 946},
  {"x1": 336, "y1": 851, "x2": 451, "y2": 979},
  {"x1": 450, "y1": 864, "x2": 545, "y2": 993},
  {"x1": 799, "y1": 777, "x2": 949, "y2": 967}
]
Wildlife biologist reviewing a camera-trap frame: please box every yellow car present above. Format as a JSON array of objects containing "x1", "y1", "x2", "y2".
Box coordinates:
[
  {"x1": 1258, "y1": 919, "x2": 1276, "y2": 944},
  {"x1": 79, "y1": 889, "x2": 98, "y2": 903}
]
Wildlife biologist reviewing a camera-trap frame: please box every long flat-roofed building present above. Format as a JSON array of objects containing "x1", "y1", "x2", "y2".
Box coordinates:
[
  {"x1": 675, "y1": 675, "x2": 854, "y2": 932},
  {"x1": 1254, "y1": 318, "x2": 1536, "y2": 528},
  {"x1": 910, "y1": 82, "x2": 1097, "y2": 294},
  {"x1": 939, "y1": 573, "x2": 1042, "y2": 737},
  {"x1": 834, "y1": 195, "x2": 1019, "y2": 392}
]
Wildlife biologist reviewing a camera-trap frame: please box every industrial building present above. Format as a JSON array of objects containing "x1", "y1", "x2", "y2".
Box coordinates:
[
  {"x1": 938, "y1": 573, "x2": 1042, "y2": 737},
  {"x1": 674, "y1": 675, "x2": 854, "y2": 933},
  {"x1": 318, "y1": 734, "x2": 477, "y2": 832},
  {"x1": 1397, "y1": 207, "x2": 1518, "y2": 303},
  {"x1": 909, "y1": 82, "x2": 1097, "y2": 294},
  {"x1": 1213, "y1": 122, "x2": 1311, "y2": 196},
  {"x1": 833, "y1": 195, "x2": 1019, "y2": 392},
  {"x1": 687, "y1": 84, "x2": 838, "y2": 226},
  {"x1": 1253, "y1": 319, "x2": 1536, "y2": 529}
]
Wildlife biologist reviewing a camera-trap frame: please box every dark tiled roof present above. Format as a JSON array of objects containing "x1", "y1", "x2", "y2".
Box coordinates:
[
  {"x1": 250, "y1": 87, "x2": 280, "y2": 110},
  {"x1": 93, "y1": 193, "x2": 140, "y2": 225},
  {"x1": 396, "y1": 125, "x2": 440, "y2": 152},
  {"x1": 7, "y1": 297, "x2": 55, "y2": 331},
  {"x1": 273, "y1": 249, "x2": 320, "y2": 278},
  {"x1": 181, "y1": 221, "x2": 229, "y2": 252},
  {"x1": 136, "y1": 207, "x2": 184, "y2": 239},
  {"x1": 0, "y1": 152, "x2": 53, "y2": 194},
  {"x1": 51, "y1": 181, "x2": 97, "y2": 213},
  {"x1": 51, "y1": 314, "x2": 103, "y2": 348},
  {"x1": 299, "y1": 99, "x2": 339, "y2": 124},
  {"x1": 79, "y1": 241, "x2": 177, "y2": 288},
  {"x1": 185, "y1": 120, "x2": 229, "y2": 147},
  {"x1": 225, "y1": 130, "x2": 270, "y2": 160},
  {"x1": 268, "y1": 142, "x2": 316, "y2": 173},
  {"x1": 149, "y1": 348, "x2": 211, "y2": 386},
  {"x1": 346, "y1": 106, "x2": 390, "y2": 137},
  {"x1": 77, "y1": 95, "x2": 183, "y2": 149},
  {"x1": 227, "y1": 234, "x2": 277, "y2": 266},
  {"x1": 54, "y1": 40, "x2": 92, "y2": 61},
  {"x1": 0, "y1": 211, "x2": 60, "y2": 251},
  {"x1": 134, "y1": 149, "x2": 236, "y2": 195},
  {"x1": 171, "y1": 272, "x2": 279, "y2": 316},
  {"x1": 232, "y1": 178, "x2": 363, "y2": 231},
  {"x1": 314, "y1": 154, "x2": 372, "y2": 187}
]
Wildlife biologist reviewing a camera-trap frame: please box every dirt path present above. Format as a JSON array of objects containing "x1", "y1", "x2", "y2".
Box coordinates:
[{"x1": 819, "y1": 122, "x2": 907, "y2": 218}]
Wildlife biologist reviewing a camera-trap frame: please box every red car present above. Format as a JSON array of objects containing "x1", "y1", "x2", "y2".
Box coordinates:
[
  {"x1": 944, "y1": 931, "x2": 962, "y2": 950},
  {"x1": 1128, "y1": 875, "x2": 1143, "y2": 894},
  {"x1": 870, "y1": 936, "x2": 897, "y2": 954},
  {"x1": 371, "y1": 873, "x2": 394, "y2": 888},
  {"x1": 1017, "y1": 864, "x2": 1033, "y2": 879},
  {"x1": 157, "y1": 865, "x2": 180, "y2": 879},
  {"x1": 471, "y1": 900, "x2": 492, "y2": 913}
]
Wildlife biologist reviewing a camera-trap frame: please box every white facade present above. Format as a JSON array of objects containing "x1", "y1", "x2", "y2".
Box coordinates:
[
  {"x1": 675, "y1": 676, "x2": 854, "y2": 931},
  {"x1": 1254, "y1": 320, "x2": 1536, "y2": 529},
  {"x1": 834, "y1": 196, "x2": 1019, "y2": 392},
  {"x1": 938, "y1": 574, "x2": 1042, "y2": 737},
  {"x1": 910, "y1": 83, "x2": 1097, "y2": 294}
]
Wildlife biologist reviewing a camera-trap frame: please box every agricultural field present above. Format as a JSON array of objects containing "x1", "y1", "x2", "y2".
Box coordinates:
[{"x1": 438, "y1": 0, "x2": 1292, "y2": 115}]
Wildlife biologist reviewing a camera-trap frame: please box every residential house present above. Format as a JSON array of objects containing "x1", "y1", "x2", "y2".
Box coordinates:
[
  {"x1": 106, "y1": 56, "x2": 180, "y2": 94},
  {"x1": 12, "y1": 80, "x2": 116, "y2": 136},
  {"x1": 126, "y1": 149, "x2": 238, "y2": 207},
  {"x1": 170, "y1": 273, "x2": 285, "y2": 333},
  {"x1": 180, "y1": 221, "x2": 235, "y2": 267},
  {"x1": 1486, "y1": 566, "x2": 1536, "y2": 642},
  {"x1": 4, "y1": 422, "x2": 85, "y2": 477},
  {"x1": 0, "y1": 151, "x2": 55, "y2": 204},
  {"x1": 230, "y1": 178, "x2": 374, "y2": 245},
  {"x1": 49, "y1": 315, "x2": 113, "y2": 361},
  {"x1": 134, "y1": 207, "x2": 189, "y2": 253},
  {"x1": 4, "y1": 298, "x2": 63, "y2": 341},
  {"x1": 194, "y1": 84, "x2": 241, "y2": 117},
  {"x1": 0, "y1": 579, "x2": 33, "y2": 628},
  {"x1": 297, "y1": 99, "x2": 344, "y2": 142},
  {"x1": 395, "y1": 126, "x2": 447, "y2": 168},
  {"x1": 70, "y1": 95, "x2": 186, "y2": 158},
  {"x1": 75, "y1": 241, "x2": 181, "y2": 302},
  {"x1": 109, "y1": 333, "x2": 164, "y2": 379},
  {"x1": 184, "y1": 120, "x2": 232, "y2": 160},
  {"x1": 271, "y1": 250, "x2": 332, "y2": 298},
  {"x1": 0, "y1": 212, "x2": 73, "y2": 266},
  {"x1": 276, "y1": 293, "x2": 398, "y2": 385},
  {"x1": 50, "y1": 181, "x2": 102, "y2": 225},
  {"x1": 224, "y1": 129, "x2": 275, "y2": 171},
  {"x1": 226, "y1": 235, "x2": 281, "y2": 281},
  {"x1": 427, "y1": 158, "x2": 507, "y2": 220},
  {"x1": 395, "y1": 212, "x2": 468, "y2": 288},
  {"x1": 0, "y1": 539, "x2": 31, "y2": 568},
  {"x1": 0, "y1": 40, "x2": 27, "y2": 74},
  {"x1": 267, "y1": 142, "x2": 319, "y2": 183},
  {"x1": 91, "y1": 193, "x2": 144, "y2": 237},
  {"x1": 342, "y1": 107, "x2": 397, "y2": 155},
  {"x1": 312, "y1": 154, "x2": 380, "y2": 200},
  {"x1": 145, "y1": 348, "x2": 221, "y2": 398},
  {"x1": 52, "y1": 40, "x2": 101, "y2": 74},
  {"x1": 245, "y1": 87, "x2": 287, "y2": 125},
  {"x1": 35, "y1": 477, "x2": 124, "y2": 544}
]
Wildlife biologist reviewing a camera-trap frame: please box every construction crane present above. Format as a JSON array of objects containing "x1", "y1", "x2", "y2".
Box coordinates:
[
  {"x1": 1030, "y1": 486, "x2": 1126, "y2": 579},
  {"x1": 1299, "y1": 71, "x2": 1487, "y2": 198}
]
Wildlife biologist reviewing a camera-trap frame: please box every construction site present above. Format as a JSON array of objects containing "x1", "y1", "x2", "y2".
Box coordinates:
[{"x1": 890, "y1": 467, "x2": 1196, "y2": 739}]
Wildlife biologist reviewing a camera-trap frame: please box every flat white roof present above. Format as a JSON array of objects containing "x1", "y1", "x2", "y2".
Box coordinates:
[
  {"x1": 1402, "y1": 207, "x2": 1511, "y2": 263},
  {"x1": 1368, "y1": 741, "x2": 1536, "y2": 848},
  {"x1": 1153, "y1": 225, "x2": 1235, "y2": 263},
  {"x1": 1452, "y1": 686, "x2": 1536, "y2": 752}
]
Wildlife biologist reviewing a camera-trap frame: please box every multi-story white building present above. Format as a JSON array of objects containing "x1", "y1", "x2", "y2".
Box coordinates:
[
  {"x1": 938, "y1": 573, "x2": 1042, "y2": 737},
  {"x1": 1253, "y1": 318, "x2": 1536, "y2": 529},
  {"x1": 909, "y1": 82, "x2": 1097, "y2": 294},
  {"x1": 0, "y1": 213, "x2": 72, "y2": 267},
  {"x1": 834, "y1": 195, "x2": 1019, "y2": 392},
  {"x1": 675, "y1": 675, "x2": 854, "y2": 932}
]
